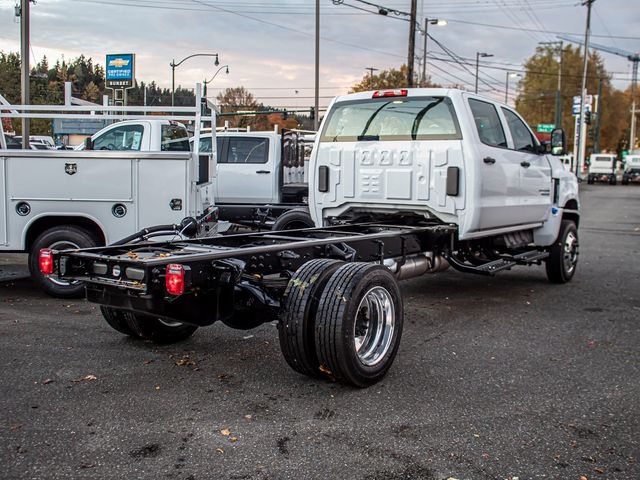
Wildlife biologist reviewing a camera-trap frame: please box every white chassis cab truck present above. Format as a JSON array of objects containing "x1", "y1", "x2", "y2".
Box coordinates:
[
  {"x1": 0, "y1": 85, "x2": 216, "y2": 297},
  {"x1": 195, "y1": 129, "x2": 314, "y2": 230},
  {"x1": 587, "y1": 153, "x2": 619, "y2": 185},
  {"x1": 41, "y1": 88, "x2": 579, "y2": 387}
]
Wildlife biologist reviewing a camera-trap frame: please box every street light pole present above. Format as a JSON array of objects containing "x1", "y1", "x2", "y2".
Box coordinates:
[
  {"x1": 577, "y1": 0, "x2": 594, "y2": 177},
  {"x1": 420, "y1": 18, "x2": 447, "y2": 87},
  {"x1": 203, "y1": 65, "x2": 229, "y2": 98},
  {"x1": 475, "y1": 52, "x2": 493, "y2": 94},
  {"x1": 505, "y1": 72, "x2": 520, "y2": 105},
  {"x1": 540, "y1": 41, "x2": 564, "y2": 127},
  {"x1": 170, "y1": 53, "x2": 219, "y2": 106}
]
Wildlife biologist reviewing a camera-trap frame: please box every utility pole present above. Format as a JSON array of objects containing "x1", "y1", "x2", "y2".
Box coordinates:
[
  {"x1": 630, "y1": 59, "x2": 638, "y2": 152},
  {"x1": 20, "y1": 0, "x2": 30, "y2": 149},
  {"x1": 556, "y1": 42, "x2": 563, "y2": 128},
  {"x1": 314, "y1": 0, "x2": 320, "y2": 130},
  {"x1": 594, "y1": 77, "x2": 603, "y2": 153},
  {"x1": 365, "y1": 67, "x2": 378, "y2": 79},
  {"x1": 407, "y1": 0, "x2": 417, "y2": 87},
  {"x1": 576, "y1": 0, "x2": 594, "y2": 177}
]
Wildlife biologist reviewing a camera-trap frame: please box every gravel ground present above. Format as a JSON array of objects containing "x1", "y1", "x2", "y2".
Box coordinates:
[{"x1": 0, "y1": 184, "x2": 639, "y2": 480}]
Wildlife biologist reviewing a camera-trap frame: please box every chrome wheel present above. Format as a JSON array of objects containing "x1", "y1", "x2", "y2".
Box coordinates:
[
  {"x1": 48, "y1": 239, "x2": 80, "y2": 286},
  {"x1": 563, "y1": 231, "x2": 579, "y2": 275},
  {"x1": 353, "y1": 286, "x2": 396, "y2": 367}
]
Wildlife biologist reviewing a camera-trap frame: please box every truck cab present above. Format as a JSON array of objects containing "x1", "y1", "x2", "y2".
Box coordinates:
[
  {"x1": 587, "y1": 153, "x2": 618, "y2": 185},
  {"x1": 310, "y1": 88, "x2": 576, "y2": 245},
  {"x1": 196, "y1": 129, "x2": 314, "y2": 229},
  {"x1": 77, "y1": 119, "x2": 190, "y2": 152}
]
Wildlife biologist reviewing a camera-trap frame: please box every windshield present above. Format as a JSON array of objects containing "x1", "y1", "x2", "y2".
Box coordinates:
[
  {"x1": 593, "y1": 156, "x2": 615, "y2": 163},
  {"x1": 320, "y1": 96, "x2": 461, "y2": 142}
]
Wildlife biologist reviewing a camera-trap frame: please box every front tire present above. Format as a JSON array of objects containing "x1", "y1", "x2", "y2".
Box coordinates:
[
  {"x1": 272, "y1": 209, "x2": 314, "y2": 231},
  {"x1": 123, "y1": 312, "x2": 198, "y2": 344},
  {"x1": 545, "y1": 220, "x2": 579, "y2": 284},
  {"x1": 28, "y1": 226, "x2": 99, "y2": 298},
  {"x1": 609, "y1": 175, "x2": 617, "y2": 185},
  {"x1": 315, "y1": 263, "x2": 403, "y2": 387},
  {"x1": 587, "y1": 175, "x2": 594, "y2": 185},
  {"x1": 278, "y1": 259, "x2": 344, "y2": 377}
]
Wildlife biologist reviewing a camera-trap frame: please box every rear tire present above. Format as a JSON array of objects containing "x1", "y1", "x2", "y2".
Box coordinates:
[
  {"x1": 278, "y1": 259, "x2": 344, "y2": 377},
  {"x1": 545, "y1": 220, "x2": 579, "y2": 284},
  {"x1": 315, "y1": 263, "x2": 403, "y2": 387},
  {"x1": 609, "y1": 175, "x2": 617, "y2": 185},
  {"x1": 100, "y1": 306, "x2": 138, "y2": 337},
  {"x1": 272, "y1": 209, "x2": 314, "y2": 231},
  {"x1": 622, "y1": 176, "x2": 629, "y2": 185},
  {"x1": 28, "y1": 226, "x2": 99, "y2": 298},
  {"x1": 587, "y1": 175, "x2": 594, "y2": 184},
  {"x1": 123, "y1": 312, "x2": 198, "y2": 344}
]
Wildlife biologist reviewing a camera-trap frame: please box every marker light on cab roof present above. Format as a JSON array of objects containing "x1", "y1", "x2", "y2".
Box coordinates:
[{"x1": 372, "y1": 89, "x2": 408, "y2": 98}]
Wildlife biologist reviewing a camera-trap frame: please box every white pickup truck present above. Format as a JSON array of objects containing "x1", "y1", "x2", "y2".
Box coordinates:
[
  {"x1": 44, "y1": 88, "x2": 580, "y2": 387},
  {"x1": 622, "y1": 154, "x2": 640, "y2": 185},
  {"x1": 1, "y1": 105, "x2": 214, "y2": 297},
  {"x1": 197, "y1": 129, "x2": 314, "y2": 230},
  {"x1": 587, "y1": 153, "x2": 619, "y2": 185}
]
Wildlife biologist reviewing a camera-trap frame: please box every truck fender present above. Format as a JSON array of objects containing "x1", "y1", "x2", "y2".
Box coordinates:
[{"x1": 21, "y1": 212, "x2": 107, "y2": 250}]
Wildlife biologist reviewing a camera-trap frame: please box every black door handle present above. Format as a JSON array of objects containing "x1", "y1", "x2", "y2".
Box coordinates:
[
  {"x1": 483, "y1": 157, "x2": 496, "y2": 165},
  {"x1": 520, "y1": 161, "x2": 531, "y2": 168},
  {"x1": 256, "y1": 170, "x2": 271, "y2": 174}
]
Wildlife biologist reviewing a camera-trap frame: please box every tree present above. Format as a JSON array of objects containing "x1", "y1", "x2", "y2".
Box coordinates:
[
  {"x1": 515, "y1": 45, "x2": 630, "y2": 154},
  {"x1": 216, "y1": 87, "x2": 263, "y2": 128},
  {"x1": 350, "y1": 65, "x2": 439, "y2": 93}
]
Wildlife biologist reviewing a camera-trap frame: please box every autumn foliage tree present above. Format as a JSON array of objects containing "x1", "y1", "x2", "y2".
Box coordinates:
[
  {"x1": 515, "y1": 45, "x2": 631, "y2": 154},
  {"x1": 350, "y1": 65, "x2": 438, "y2": 93}
]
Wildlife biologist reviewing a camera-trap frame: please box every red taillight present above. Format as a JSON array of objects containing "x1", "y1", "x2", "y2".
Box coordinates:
[
  {"x1": 165, "y1": 264, "x2": 185, "y2": 296},
  {"x1": 373, "y1": 89, "x2": 408, "y2": 98},
  {"x1": 39, "y1": 248, "x2": 54, "y2": 275}
]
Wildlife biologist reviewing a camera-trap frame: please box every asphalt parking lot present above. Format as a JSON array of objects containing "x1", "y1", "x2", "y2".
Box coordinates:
[{"x1": 1, "y1": 184, "x2": 639, "y2": 480}]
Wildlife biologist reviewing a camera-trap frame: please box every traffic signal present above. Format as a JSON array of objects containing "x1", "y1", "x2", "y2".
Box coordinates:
[
  {"x1": 584, "y1": 111, "x2": 591, "y2": 125},
  {"x1": 309, "y1": 107, "x2": 315, "y2": 121},
  {"x1": 282, "y1": 109, "x2": 288, "y2": 120}
]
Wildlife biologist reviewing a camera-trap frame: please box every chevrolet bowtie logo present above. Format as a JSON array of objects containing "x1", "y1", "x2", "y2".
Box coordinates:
[{"x1": 109, "y1": 58, "x2": 130, "y2": 68}]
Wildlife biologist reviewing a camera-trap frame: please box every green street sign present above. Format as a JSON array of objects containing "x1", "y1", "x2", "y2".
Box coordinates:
[
  {"x1": 622, "y1": 150, "x2": 629, "y2": 158},
  {"x1": 537, "y1": 124, "x2": 555, "y2": 133}
]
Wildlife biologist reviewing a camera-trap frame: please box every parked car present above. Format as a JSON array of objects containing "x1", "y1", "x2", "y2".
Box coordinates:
[{"x1": 622, "y1": 154, "x2": 640, "y2": 185}]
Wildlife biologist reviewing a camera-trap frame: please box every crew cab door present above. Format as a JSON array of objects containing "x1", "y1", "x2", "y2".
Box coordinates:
[
  {"x1": 215, "y1": 135, "x2": 275, "y2": 204},
  {"x1": 467, "y1": 97, "x2": 523, "y2": 230},
  {"x1": 499, "y1": 107, "x2": 552, "y2": 223}
]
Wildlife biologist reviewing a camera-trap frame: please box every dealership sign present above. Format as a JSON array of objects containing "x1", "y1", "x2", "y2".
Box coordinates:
[{"x1": 106, "y1": 54, "x2": 135, "y2": 88}]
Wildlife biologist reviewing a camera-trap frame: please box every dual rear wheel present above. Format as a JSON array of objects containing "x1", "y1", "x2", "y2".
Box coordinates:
[{"x1": 278, "y1": 260, "x2": 403, "y2": 387}]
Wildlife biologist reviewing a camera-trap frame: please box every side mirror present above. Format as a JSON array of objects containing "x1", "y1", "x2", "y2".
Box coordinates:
[
  {"x1": 84, "y1": 137, "x2": 94, "y2": 151},
  {"x1": 550, "y1": 128, "x2": 566, "y2": 156}
]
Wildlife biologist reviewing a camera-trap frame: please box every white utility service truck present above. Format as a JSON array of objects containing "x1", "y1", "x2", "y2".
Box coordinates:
[
  {"x1": 43, "y1": 88, "x2": 580, "y2": 387},
  {"x1": 0, "y1": 86, "x2": 216, "y2": 297},
  {"x1": 197, "y1": 129, "x2": 314, "y2": 230},
  {"x1": 587, "y1": 153, "x2": 619, "y2": 185}
]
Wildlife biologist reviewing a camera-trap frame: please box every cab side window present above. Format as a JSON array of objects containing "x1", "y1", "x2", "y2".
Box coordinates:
[
  {"x1": 93, "y1": 124, "x2": 144, "y2": 151},
  {"x1": 220, "y1": 137, "x2": 269, "y2": 164},
  {"x1": 501, "y1": 108, "x2": 537, "y2": 153},
  {"x1": 468, "y1": 99, "x2": 507, "y2": 148}
]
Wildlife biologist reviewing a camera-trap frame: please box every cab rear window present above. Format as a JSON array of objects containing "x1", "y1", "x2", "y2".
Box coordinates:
[
  {"x1": 320, "y1": 96, "x2": 461, "y2": 142},
  {"x1": 161, "y1": 123, "x2": 190, "y2": 151}
]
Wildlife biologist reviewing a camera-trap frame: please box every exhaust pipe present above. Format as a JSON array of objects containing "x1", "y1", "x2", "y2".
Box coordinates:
[{"x1": 384, "y1": 253, "x2": 449, "y2": 280}]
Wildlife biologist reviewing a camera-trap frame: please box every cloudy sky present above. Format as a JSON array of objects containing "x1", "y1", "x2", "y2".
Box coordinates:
[{"x1": 0, "y1": 0, "x2": 638, "y2": 108}]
